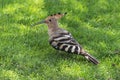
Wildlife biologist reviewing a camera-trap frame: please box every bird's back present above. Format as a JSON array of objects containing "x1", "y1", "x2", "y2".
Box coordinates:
[{"x1": 49, "y1": 28, "x2": 81, "y2": 54}]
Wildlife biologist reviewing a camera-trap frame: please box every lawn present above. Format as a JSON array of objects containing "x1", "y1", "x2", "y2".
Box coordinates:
[{"x1": 0, "y1": 0, "x2": 120, "y2": 80}]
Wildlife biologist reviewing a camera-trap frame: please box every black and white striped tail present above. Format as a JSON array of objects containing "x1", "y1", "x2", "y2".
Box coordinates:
[{"x1": 81, "y1": 51, "x2": 99, "y2": 65}]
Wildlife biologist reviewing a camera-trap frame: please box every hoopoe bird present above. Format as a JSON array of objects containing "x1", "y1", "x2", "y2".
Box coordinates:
[{"x1": 31, "y1": 12, "x2": 99, "y2": 65}]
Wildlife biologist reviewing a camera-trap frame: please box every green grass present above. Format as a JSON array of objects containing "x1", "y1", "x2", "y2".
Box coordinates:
[{"x1": 0, "y1": 0, "x2": 120, "y2": 80}]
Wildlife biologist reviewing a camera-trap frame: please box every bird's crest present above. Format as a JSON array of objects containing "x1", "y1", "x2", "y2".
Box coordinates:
[{"x1": 45, "y1": 12, "x2": 67, "y2": 20}]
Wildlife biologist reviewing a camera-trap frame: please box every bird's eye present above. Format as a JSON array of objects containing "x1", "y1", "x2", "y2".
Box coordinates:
[{"x1": 49, "y1": 19, "x2": 51, "y2": 22}]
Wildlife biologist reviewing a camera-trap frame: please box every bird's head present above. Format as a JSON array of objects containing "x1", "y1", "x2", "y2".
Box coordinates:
[{"x1": 31, "y1": 12, "x2": 67, "y2": 27}]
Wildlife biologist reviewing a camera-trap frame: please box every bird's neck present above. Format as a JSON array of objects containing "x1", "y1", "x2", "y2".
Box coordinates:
[
  {"x1": 47, "y1": 22, "x2": 60, "y2": 37},
  {"x1": 48, "y1": 23, "x2": 59, "y2": 31}
]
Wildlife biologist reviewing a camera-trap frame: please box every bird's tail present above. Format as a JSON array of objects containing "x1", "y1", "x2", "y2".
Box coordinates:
[{"x1": 80, "y1": 50, "x2": 99, "y2": 65}]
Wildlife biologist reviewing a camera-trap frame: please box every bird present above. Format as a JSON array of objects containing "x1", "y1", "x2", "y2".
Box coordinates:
[{"x1": 31, "y1": 12, "x2": 99, "y2": 65}]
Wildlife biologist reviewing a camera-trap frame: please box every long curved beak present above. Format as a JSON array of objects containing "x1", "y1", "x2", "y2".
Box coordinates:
[{"x1": 31, "y1": 20, "x2": 45, "y2": 27}]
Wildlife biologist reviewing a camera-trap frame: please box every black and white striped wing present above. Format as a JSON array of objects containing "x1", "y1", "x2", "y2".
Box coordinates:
[{"x1": 49, "y1": 33, "x2": 81, "y2": 54}]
